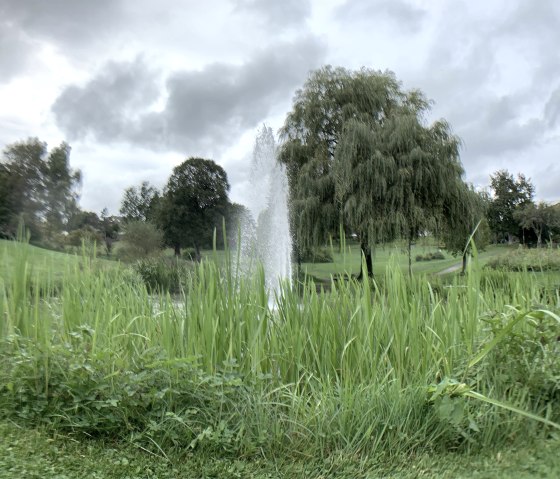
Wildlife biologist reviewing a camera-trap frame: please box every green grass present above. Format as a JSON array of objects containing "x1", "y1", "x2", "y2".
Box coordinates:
[
  {"x1": 300, "y1": 241, "x2": 514, "y2": 280},
  {"x1": 1, "y1": 239, "x2": 559, "y2": 475},
  {"x1": 1, "y1": 422, "x2": 558, "y2": 478},
  {"x1": 0, "y1": 238, "x2": 116, "y2": 287}
]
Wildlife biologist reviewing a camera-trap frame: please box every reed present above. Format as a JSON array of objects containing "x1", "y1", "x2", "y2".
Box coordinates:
[{"x1": 1, "y1": 238, "x2": 558, "y2": 458}]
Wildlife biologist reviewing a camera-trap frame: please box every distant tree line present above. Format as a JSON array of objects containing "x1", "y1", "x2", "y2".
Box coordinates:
[{"x1": 0, "y1": 139, "x2": 244, "y2": 260}]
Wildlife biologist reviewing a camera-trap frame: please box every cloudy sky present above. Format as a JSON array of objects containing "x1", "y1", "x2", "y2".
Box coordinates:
[{"x1": 1, "y1": 0, "x2": 559, "y2": 213}]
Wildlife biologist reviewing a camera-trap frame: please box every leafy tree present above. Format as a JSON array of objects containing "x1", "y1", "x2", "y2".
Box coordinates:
[
  {"x1": 119, "y1": 181, "x2": 160, "y2": 222},
  {"x1": 43, "y1": 142, "x2": 82, "y2": 234},
  {"x1": 0, "y1": 138, "x2": 81, "y2": 241},
  {"x1": 487, "y1": 170, "x2": 534, "y2": 243},
  {"x1": 67, "y1": 210, "x2": 102, "y2": 232},
  {"x1": 279, "y1": 66, "x2": 465, "y2": 276},
  {"x1": 442, "y1": 186, "x2": 490, "y2": 273},
  {"x1": 514, "y1": 201, "x2": 557, "y2": 247},
  {"x1": 100, "y1": 208, "x2": 120, "y2": 255},
  {"x1": 158, "y1": 157, "x2": 230, "y2": 258}
]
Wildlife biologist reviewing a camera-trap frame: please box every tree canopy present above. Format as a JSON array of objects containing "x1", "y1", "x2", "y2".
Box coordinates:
[
  {"x1": 0, "y1": 138, "x2": 81, "y2": 240},
  {"x1": 279, "y1": 66, "x2": 467, "y2": 275},
  {"x1": 157, "y1": 157, "x2": 230, "y2": 257},
  {"x1": 487, "y1": 170, "x2": 534, "y2": 243},
  {"x1": 119, "y1": 181, "x2": 160, "y2": 223}
]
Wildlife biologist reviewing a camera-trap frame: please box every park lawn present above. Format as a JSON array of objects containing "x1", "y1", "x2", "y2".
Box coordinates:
[
  {"x1": 301, "y1": 242, "x2": 515, "y2": 280},
  {"x1": 1, "y1": 421, "x2": 559, "y2": 478},
  {"x1": 0, "y1": 239, "x2": 116, "y2": 288}
]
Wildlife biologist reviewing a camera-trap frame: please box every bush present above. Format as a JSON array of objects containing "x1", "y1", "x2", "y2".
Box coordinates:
[
  {"x1": 133, "y1": 256, "x2": 191, "y2": 293},
  {"x1": 415, "y1": 251, "x2": 445, "y2": 262},
  {"x1": 118, "y1": 221, "x2": 163, "y2": 262},
  {"x1": 485, "y1": 247, "x2": 560, "y2": 271}
]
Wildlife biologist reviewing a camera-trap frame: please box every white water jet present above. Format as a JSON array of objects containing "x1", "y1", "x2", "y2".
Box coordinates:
[{"x1": 239, "y1": 126, "x2": 293, "y2": 293}]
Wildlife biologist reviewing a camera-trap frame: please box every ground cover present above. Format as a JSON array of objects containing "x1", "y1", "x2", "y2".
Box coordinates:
[
  {"x1": 1, "y1": 239, "x2": 559, "y2": 477},
  {"x1": 1, "y1": 421, "x2": 559, "y2": 478}
]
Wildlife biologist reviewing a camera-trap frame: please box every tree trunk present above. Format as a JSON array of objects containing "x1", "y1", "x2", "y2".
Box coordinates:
[
  {"x1": 408, "y1": 234, "x2": 413, "y2": 277},
  {"x1": 461, "y1": 251, "x2": 468, "y2": 275},
  {"x1": 174, "y1": 243, "x2": 181, "y2": 257},
  {"x1": 357, "y1": 240, "x2": 374, "y2": 279},
  {"x1": 193, "y1": 242, "x2": 201, "y2": 262}
]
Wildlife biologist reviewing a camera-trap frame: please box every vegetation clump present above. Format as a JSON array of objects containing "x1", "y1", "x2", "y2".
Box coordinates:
[
  {"x1": 415, "y1": 251, "x2": 445, "y2": 262},
  {"x1": 486, "y1": 247, "x2": 560, "y2": 271}
]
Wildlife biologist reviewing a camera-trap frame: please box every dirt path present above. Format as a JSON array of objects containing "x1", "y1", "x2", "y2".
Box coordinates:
[{"x1": 437, "y1": 263, "x2": 462, "y2": 275}]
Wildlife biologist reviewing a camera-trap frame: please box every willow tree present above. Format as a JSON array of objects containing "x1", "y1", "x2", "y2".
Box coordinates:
[
  {"x1": 279, "y1": 66, "x2": 466, "y2": 277},
  {"x1": 442, "y1": 185, "x2": 490, "y2": 274}
]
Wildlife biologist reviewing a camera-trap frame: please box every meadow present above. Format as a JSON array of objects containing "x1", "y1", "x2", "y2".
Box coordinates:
[{"x1": 1, "y1": 239, "x2": 559, "y2": 477}]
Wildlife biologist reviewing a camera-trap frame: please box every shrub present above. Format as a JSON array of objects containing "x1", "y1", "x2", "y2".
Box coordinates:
[
  {"x1": 485, "y1": 247, "x2": 560, "y2": 271},
  {"x1": 133, "y1": 256, "x2": 190, "y2": 293},
  {"x1": 415, "y1": 251, "x2": 445, "y2": 262},
  {"x1": 117, "y1": 221, "x2": 163, "y2": 262}
]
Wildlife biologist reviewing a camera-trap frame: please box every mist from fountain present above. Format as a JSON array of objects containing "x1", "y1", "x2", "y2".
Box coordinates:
[{"x1": 238, "y1": 126, "x2": 293, "y2": 293}]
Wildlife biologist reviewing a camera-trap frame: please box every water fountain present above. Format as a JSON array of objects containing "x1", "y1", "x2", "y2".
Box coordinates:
[{"x1": 239, "y1": 125, "x2": 293, "y2": 293}]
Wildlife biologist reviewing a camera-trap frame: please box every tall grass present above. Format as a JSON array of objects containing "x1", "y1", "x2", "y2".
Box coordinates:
[{"x1": 0, "y1": 239, "x2": 559, "y2": 459}]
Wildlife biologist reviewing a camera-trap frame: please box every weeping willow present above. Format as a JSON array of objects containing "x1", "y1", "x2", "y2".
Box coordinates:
[{"x1": 279, "y1": 66, "x2": 471, "y2": 276}]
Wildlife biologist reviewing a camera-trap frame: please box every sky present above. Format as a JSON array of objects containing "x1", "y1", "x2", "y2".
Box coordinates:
[{"x1": 1, "y1": 0, "x2": 559, "y2": 214}]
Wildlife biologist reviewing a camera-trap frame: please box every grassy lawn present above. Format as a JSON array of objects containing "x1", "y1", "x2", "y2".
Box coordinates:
[
  {"x1": 1, "y1": 422, "x2": 558, "y2": 478},
  {"x1": 0, "y1": 239, "x2": 117, "y2": 285},
  {"x1": 300, "y1": 241, "x2": 515, "y2": 280}
]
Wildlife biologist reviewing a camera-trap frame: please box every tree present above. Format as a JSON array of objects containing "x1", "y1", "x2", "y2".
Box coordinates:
[
  {"x1": 158, "y1": 157, "x2": 230, "y2": 258},
  {"x1": 514, "y1": 201, "x2": 556, "y2": 247},
  {"x1": 279, "y1": 66, "x2": 465, "y2": 277},
  {"x1": 0, "y1": 138, "x2": 81, "y2": 241},
  {"x1": 487, "y1": 170, "x2": 534, "y2": 243},
  {"x1": 442, "y1": 186, "x2": 490, "y2": 273},
  {"x1": 119, "y1": 181, "x2": 160, "y2": 222},
  {"x1": 100, "y1": 207, "x2": 120, "y2": 255}
]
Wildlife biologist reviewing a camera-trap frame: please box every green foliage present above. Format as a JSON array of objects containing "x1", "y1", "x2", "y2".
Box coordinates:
[
  {"x1": 133, "y1": 256, "x2": 190, "y2": 293},
  {"x1": 415, "y1": 251, "x2": 445, "y2": 261},
  {"x1": 487, "y1": 170, "x2": 535, "y2": 242},
  {"x1": 0, "y1": 138, "x2": 81, "y2": 241},
  {"x1": 514, "y1": 201, "x2": 560, "y2": 247},
  {"x1": 157, "y1": 157, "x2": 230, "y2": 257},
  {"x1": 485, "y1": 247, "x2": 560, "y2": 271},
  {"x1": 279, "y1": 66, "x2": 468, "y2": 275},
  {"x1": 117, "y1": 221, "x2": 163, "y2": 261},
  {"x1": 119, "y1": 181, "x2": 160, "y2": 223},
  {"x1": 1, "y1": 240, "x2": 560, "y2": 462}
]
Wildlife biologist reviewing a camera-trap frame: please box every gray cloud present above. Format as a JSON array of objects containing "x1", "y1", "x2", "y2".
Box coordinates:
[
  {"x1": 52, "y1": 36, "x2": 326, "y2": 153},
  {"x1": 0, "y1": 23, "x2": 34, "y2": 83},
  {"x1": 411, "y1": 1, "x2": 560, "y2": 180},
  {"x1": 52, "y1": 58, "x2": 160, "y2": 143},
  {"x1": 0, "y1": 0, "x2": 124, "y2": 48},
  {"x1": 335, "y1": 0, "x2": 427, "y2": 33},
  {"x1": 233, "y1": 0, "x2": 312, "y2": 29},
  {"x1": 0, "y1": 0, "x2": 126, "y2": 81},
  {"x1": 544, "y1": 87, "x2": 560, "y2": 128}
]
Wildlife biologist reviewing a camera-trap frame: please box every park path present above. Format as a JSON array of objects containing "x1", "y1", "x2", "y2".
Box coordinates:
[{"x1": 436, "y1": 262, "x2": 462, "y2": 275}]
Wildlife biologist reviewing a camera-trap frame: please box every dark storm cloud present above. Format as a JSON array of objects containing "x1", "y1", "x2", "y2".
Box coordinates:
[
  {"x1": 52, "y1": 36, "x2": 326, "y2": 153},
  {"x1": 233, "y1": 0, "x2": 312, "y2": 29},
  {"x1": 335, "y1": 0, "x2": 427, "y2": 32}
]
